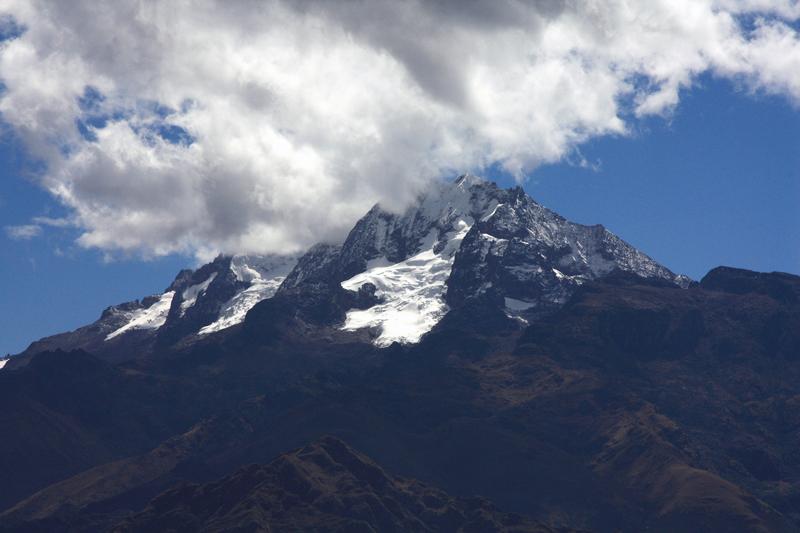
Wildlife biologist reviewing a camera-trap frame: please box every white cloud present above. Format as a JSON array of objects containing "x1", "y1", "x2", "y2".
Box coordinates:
[
  {"x1": 31, "y1": 215, "x2": 74, "y2": 228},
  {"x1": 5, "y1": 224, "x2": 41, "y2": 240},
  {"x1": 0, "y1": 0, "x2": 799, "y2": 258}
]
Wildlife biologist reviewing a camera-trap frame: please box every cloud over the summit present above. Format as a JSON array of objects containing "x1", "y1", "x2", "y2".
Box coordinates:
[{"x1": 1, "y1": 0, "x2": 799, "y2": 258}]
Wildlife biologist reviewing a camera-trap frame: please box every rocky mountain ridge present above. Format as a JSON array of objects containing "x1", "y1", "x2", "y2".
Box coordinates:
[{"x1": 10, "y1": 175, "x2": 687, "y2": 361}]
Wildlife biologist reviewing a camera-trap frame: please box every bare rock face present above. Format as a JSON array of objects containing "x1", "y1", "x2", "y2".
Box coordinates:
[{"x1": 444, "y1": 181, "x2": 688, "y2": 311}]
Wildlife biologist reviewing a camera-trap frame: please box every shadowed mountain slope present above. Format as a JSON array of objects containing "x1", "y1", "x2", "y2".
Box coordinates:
[
  {"x1": 1, "y1": 268, "x2": 799, "y2": 531},
  {"x1": 114, "y1": 436, "x2": 560, "y2": 533}
]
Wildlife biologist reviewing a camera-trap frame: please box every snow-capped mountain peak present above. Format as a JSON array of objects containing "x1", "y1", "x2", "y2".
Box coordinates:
[
  {"x1": 38, "y1": 253, "x2": 302, "y2": 354},
  {"x1": 335, "y1": 175, "x2": 502, "y2": 277},
  {"x1": 14, "y1": 174, "x2": 688, "y2": 358},
  {"x1": 328, "y1": 175, "x2": 688, "y2": 345}
]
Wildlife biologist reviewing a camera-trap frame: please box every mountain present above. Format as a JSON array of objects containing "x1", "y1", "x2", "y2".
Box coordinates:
[
  {"x1": 268, "y1": 174, "x2": 687, "y2": 347},
  {"x1": 12, "y1": 253, "x2": 299, "y2": 364},
  {"x1": 4, "y1": 175, "x2": 799, "y2": 531},
  {"x1": 3, "y1": 266, "x2": 800, "y2": 531},
  {"x1": 113, "y1": 436, "x2": 561, "y2": 533},
  {"x1": 9, "y1": 175, "x2": 686, "y2": 361}
]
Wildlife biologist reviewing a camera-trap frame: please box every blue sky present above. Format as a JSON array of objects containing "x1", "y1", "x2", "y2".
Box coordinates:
[{"x1": 2, "y1": 76, "x2": 798, "y2": 356}]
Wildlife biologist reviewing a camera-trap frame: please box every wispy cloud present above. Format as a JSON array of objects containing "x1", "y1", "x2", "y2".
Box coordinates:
[
  {"x1": 1, "y1": 1, "x2": 799, "y2": 259},
  {"x1": 31, "y1": 216, "x2": 75, "y2": 228},
  {"x1": 5, "y1": 224, "x2": 41, "y2": 240}
]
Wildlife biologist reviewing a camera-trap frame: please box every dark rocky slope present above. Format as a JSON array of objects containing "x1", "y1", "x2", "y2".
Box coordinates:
[
  {"x1": 114, "y1": 436, "x2": 559, "y2": 533},
  {"x1": 1, "y1": 267, "x2": 799, "y2": 531}
]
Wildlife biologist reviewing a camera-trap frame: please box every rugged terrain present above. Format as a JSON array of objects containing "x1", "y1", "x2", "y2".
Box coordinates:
[{"x1": 1, "y1": 176, "x2": 798, "y2": 532}]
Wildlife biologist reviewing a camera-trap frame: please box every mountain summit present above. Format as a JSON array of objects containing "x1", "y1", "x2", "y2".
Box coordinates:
[
  {"x1": 281, "y1": 174, "x2": 687, "y2": 346},
  {"x1": 12, "y1": 175, "x2": 687, "y2": 359}
]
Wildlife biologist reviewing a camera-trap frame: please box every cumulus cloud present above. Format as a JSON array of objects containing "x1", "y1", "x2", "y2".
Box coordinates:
[
  {"x1": 5, "y1": 224, "x2": 41, "y2": 240},
  {"x1": 0, "y1": 0, "x2": 799, "y2": 258}
]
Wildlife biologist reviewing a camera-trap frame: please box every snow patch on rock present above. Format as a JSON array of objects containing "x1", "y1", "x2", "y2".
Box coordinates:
[
  {"x1": 199, "y1": 254, "x2": 298, "y2": 335},
  {"x1": 340, "y1": 221, "x2": 470, "y2": 347},
  {"x1": 504, "y1": 297, "x2": 535, "y2": 311},
  {"x1": 180, "y1": 273, "x2": 217, "y2": 315},
  {"x1": 106, "y1": 291, "x2": 175, "y2": 340}
]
